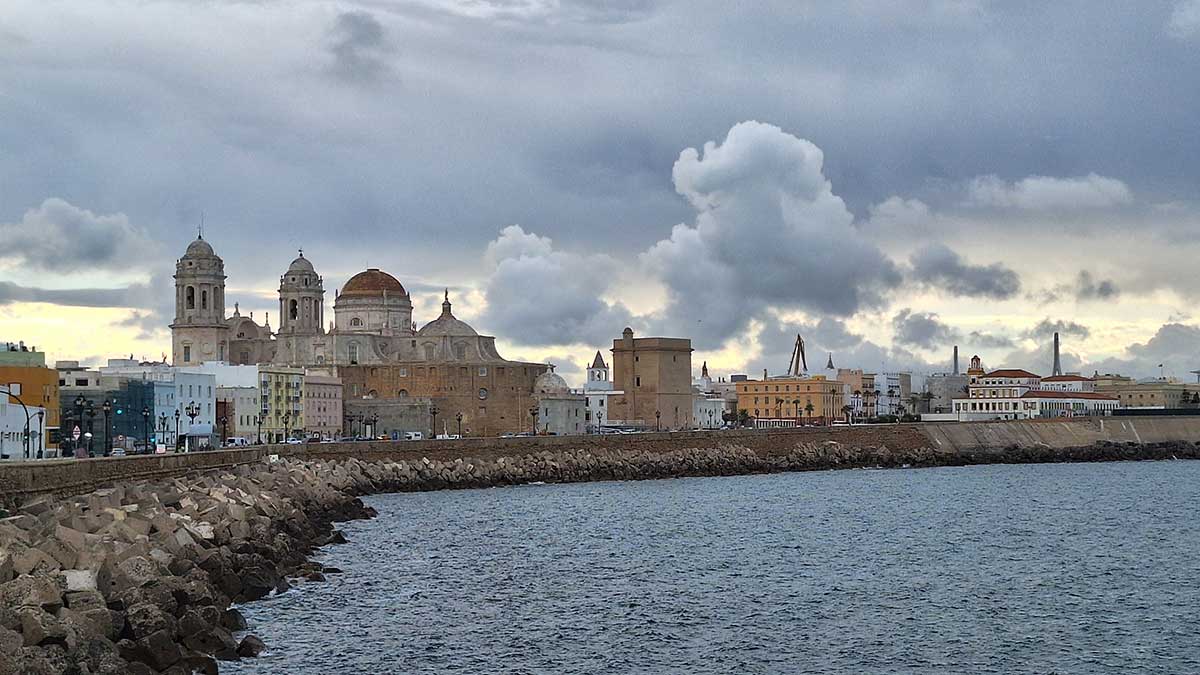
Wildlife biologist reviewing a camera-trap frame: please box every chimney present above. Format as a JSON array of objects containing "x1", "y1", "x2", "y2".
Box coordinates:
[
  {"x1": 1052, "y1": 332, "x2": 1062, "y2": 376},
  {"x1": 953, "y1": 345, "x2": 959, "y2": 375}
]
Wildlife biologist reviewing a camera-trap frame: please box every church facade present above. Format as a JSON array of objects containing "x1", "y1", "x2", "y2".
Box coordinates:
[{"x1": 170, "y1": 235, "x2": 550, "y2": 435}]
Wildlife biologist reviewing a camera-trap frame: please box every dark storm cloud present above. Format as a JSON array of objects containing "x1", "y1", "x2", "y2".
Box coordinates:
[
  {"x1": 0, "y1": 281, "x2": 153, "y2": 309},
  {"x1": 1074, "y1": 271, "x2": 1120, "y2": 301},
  {"x1": 891, "y1": 309, "x2": 959, "y2": 349},
  {"x1": 908, "y1": 243, "x2": 1021, "y2": 299},
  {"x1": 1022, "y1": 319, "x2": 1090, "y2": 341},
  {"x1": 328, "y1": 11, "x2": 390, "y2": 82}
]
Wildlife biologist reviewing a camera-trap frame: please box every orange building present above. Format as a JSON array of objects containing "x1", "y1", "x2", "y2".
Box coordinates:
[
  {"x1": 0, "y1": 345, "x2": 61, "y2": 445},
  {"x1": 736, "y1": 374, "x2": 848, "y2": 425}
]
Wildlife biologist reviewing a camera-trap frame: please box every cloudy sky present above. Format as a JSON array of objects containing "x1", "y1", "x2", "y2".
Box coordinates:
[{"x1": 3, "y1": 0, "x2": 1200, "y2": 384}]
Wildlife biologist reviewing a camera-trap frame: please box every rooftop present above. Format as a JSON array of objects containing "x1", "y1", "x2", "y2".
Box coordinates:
[
  {"x1": 1020, "y1": 390, "x2": 1118, "y2": 400},
  {"x1": 1041, "y1": 374, "x2": 1093, "y2": 382},
  {"x1": 982, "y1": 369, "x2": 1041, "y2": 379}
]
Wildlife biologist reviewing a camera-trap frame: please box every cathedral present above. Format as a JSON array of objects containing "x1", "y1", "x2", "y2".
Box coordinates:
[{"x1": 170, "y1": 234, "x2": 551, "y2": 435}]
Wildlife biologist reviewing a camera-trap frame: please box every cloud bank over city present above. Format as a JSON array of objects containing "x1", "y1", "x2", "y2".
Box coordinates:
[{"x1": 2, "y1": 0, "x2": 1200, "y2": 381}]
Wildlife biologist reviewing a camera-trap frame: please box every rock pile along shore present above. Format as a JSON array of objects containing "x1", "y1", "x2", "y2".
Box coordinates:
[{"x1": 1, "y1": 438, "x2": 1198, "y2": 674}]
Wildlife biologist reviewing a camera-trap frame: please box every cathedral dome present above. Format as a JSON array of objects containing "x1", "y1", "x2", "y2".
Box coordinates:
[
  {"x1": 184, "y1": 237, "x2": 216, "y2": 258},
  {"x1": 341, "y1": 268, "x2": 406, "y2": 297},
  {"x1": 288, "y1": 252, "x2": 315, "y2": 272},
  {"x1": 417, "y1": 291, "x2": 477, "y2": 337},
  {"x1": 534, "y1": 368, "x2": 570, "y2": 395}
]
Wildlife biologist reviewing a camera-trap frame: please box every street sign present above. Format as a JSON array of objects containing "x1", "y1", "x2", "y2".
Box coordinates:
[{"x1": 71, "y1": 426, "x2": 81, "y2": 441}]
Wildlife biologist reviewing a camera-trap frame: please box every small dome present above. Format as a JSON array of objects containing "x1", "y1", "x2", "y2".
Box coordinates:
[
  {"x1": 288, "y1": 251, "x2": 315, "y2": 272},
  {"x1": 417, "y1": 291, "x2": 478, "y2": 337},
  {"x1": 341, "y1": 268, "x2": 406, "y2": 296},
  {"x1": 184, "y1": 237, "x2": 215, "y2": 258},
  {"x1": 534, "y1": 368, "x2": 570, "y2": 395}
]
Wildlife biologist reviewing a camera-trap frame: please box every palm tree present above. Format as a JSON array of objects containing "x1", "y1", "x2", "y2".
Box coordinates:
[
  {"x1": 804, "y1": 401, "x2": 815, "y2": 425},
  {"x1": 737, "y1": 408, "x2": 751, "y2": 427},
  {"x1": 841, "y1": 404, "x2": 853, "y2": 424},
  {"x1": 791, "y1": 398, "x2": 801, "y2": 421}
]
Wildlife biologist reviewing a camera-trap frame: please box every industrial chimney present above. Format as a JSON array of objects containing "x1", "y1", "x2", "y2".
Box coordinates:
[
  {"x1": 953, "y1": 345, "x2": 959, "y2": 375},
  {"x1": 1052, "y1": 332, "x2": 1063, "y2": 376}
]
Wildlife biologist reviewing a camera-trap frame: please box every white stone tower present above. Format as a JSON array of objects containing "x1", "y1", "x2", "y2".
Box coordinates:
[
  {"x1": 585, "y1": 351, "x2": 612, "y2": 391},
  {"x1": 274, "y1": 250, "x2": 326, "y2": 365},
  {"x1": 171, "y1": 234, "x2": 228, "y2": 365}
]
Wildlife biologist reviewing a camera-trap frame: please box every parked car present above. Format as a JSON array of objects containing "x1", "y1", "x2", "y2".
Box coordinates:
[
  {"x1": 404, "y1": 432, "x2": 424, "y2": 441},
  {"x1": 224, "y1": 437, "x2": 249, "y2": 448}
]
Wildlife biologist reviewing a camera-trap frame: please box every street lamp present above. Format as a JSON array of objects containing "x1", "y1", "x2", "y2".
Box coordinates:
[
  {"x1": 255, "y1": 412, "x2": 264, "y2": 445},
  {"x1": 282, "y1": 411, "x2": 291, "y2": 442},
  {"x1": 73, "y1": 395, "x2": 85, "y2": 454},
  {"x1": 455, "y1": 411, "x2": 463, "y2": 438},
  {"x1": 370, "y1": 413, "x2": 379, "y2": 439},
  {"x1": 85, "y1": 400, "x2": 96, "y2": 456},
  {"x1": 158, "y1": 414, "x2": 168, "y2": 452},
  {"x1": 141, "y1": 406, "x2": 150, "y2": 454},
  {"x1": 655, "y1": 409, "x2": 661, "y2": 432},
  {"x1": 219, "y1": 416, "x2": 228, "y2": 445},
  {"x1": 34, "y1": 409, "x2": 44, "y2": 459},
  {"x1": 529, "y1": 405, "x2": 539, "y2": 435},
  {"x1": 185, "y1": 401, "x2": 199, "y2": 450},
  {"x1": 174, "y1": 409, "x2": 181, "y2": 451},
  {"x1": 430, "y1": 405, "x2": 440, "y2": 439},
  {"x1": 102, "y1": 400, "x2": 112, "y2": 456},
  {"x1": 597, "y1": 410, "x2": 604, "y2": 434}
]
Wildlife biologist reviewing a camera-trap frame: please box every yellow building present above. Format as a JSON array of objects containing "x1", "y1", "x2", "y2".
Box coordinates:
[
  {"x1": 736, "y1": 374, "x2": 849, "y2": 426},
  {"x1": 259, "y1": 365, "x2": 304, "y2": 442},
  {"x1": 0, "y1": 346, "x2": 61, "y2": 451}
]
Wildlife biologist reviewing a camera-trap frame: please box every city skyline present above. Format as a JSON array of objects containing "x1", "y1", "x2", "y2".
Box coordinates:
[{"x1": 3, "y1": 2, "x2": 1200, "y2": 381}]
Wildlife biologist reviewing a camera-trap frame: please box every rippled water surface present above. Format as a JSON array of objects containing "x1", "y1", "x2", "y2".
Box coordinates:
[{"x1": 225, "y1": 461, "x2": 1200, "y2": 674}]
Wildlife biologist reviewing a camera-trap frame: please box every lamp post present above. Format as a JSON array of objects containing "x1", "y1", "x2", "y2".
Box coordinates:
[
  {"x1": 256, "y1": 412, "x2": 264, "y2": 445},
  {"x1": 102, "y1": 400, "x2": 112, "y2": 456},
  {"x1": 370, "y1": 413, "x2": 379, "y2": 440},
  {"x1": 174, "y1": 409, "x2": 181, "y2": 451},
  {"x1": 60, "y1": 410, "x2": 72, "y2": 458},
  {"x1": 73, "y1": 395, "x2": 85, "y2": 454},
  {"x1": 141, "y1": 406, "x2": 150, "y2": 454},
  {"x1": 85, "y1": 400, "x2": 96, "y2": 456},
  {"x1": 282, "y1": 411, "x2": 291, "y2": 442},
  {"x1": 597, "y1": 410, "x2": 604, "y2": 434},
  {"x1": 219, "y1": 416, "x2": 228, "y2": 446},
  {"x1": 34, "y1": 409, "x2": 44, "y2": 459},
  {"x1": 185, "y1": 401, "x2": 199, "y2": 451},
  {"x1": 455, "y1": 411, "x2": 463, "y2": 438},
  {"x1": 529, "y1": 405, "x2": 539, "y2": 435},
  {"x1": 655, "y1": 409, "x2": 661, "y2": 432},
  {"x1": 158, "y1": 414, "x2": 168, "y2": 452},
  {"x1": 430, "y1": 405, "x2": 440, "y2": 439}
]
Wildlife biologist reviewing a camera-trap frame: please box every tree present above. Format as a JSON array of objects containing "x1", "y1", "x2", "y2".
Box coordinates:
[
  {"x1": 841, "y1": 404, "x2": 853, "y2": 424},
  {"x1": 804, "y1": 402, "x2": 815, "y2": 425},
  {"x1": 737, "y1": 408, "x2": 751, "y2": 427}
]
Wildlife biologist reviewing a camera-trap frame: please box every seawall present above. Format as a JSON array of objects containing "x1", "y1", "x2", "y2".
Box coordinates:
[{"x1": 4, "y1": 418, "x2": 1200, "y2": 503}]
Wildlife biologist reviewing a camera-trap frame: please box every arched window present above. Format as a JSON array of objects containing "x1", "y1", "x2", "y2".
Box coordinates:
[
  {"x1": 201, "y1": 289, "x2": 208, "y2": 310},
  {"x1": 350, "y1": 317, "x2": 363, "y2": 327},
  {"x1": 398, "y1": 389, "x2": 409, "y2": 398},
  {"x1": 348, "y1": 343, "x2": 359, "y2": 365},
  {"x1": 454, "y1": 343, "x2": 467, "y2": 360},
  {"x1": 424, "y1": 344, "x2": 436, "y2": 360},
  {"x1": 186, "y1": 287, "x2": 195, "y2": 309},
  {"x1": 289, "y1": 300, "x2": 298, "y2": 320}
]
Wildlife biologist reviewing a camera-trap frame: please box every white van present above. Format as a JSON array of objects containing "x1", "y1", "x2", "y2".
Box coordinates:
[
  {"x1": 404, "y1": 432, "x2": 425, "y2": 441},
  {"x1": 224, "y1": 437, "x2": 250, "y2": 448}
]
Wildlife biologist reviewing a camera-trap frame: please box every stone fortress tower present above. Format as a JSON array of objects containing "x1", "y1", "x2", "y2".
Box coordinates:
[{"x1": 170, "y1": 234, "x2": 229, "y2": 365}]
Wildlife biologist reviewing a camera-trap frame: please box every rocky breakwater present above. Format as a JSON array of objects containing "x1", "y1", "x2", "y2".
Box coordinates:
[{"x1": 0, "y1": 459, "x2": 374, "y2": 675}]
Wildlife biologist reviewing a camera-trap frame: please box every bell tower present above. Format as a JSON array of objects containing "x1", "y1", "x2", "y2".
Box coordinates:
[
  {"x1": 275, "y1": 250, "x2": 326, "y2": 365},
  {"x1": 170, "y1": 233, "x2": 228, "y2": 365}
]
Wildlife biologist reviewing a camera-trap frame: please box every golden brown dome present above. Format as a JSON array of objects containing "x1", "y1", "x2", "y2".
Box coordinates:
[{"x1": 340, "y1": 268, "x2": 406, "y2": 296}]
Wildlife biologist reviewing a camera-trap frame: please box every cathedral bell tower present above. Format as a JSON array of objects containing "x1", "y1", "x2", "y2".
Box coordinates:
[
  {"x1": 170, "y1": 234, "x2": 228, "y2": 365},
  {"x1": 275, "y1": 250, "x2": 326, "y2": 365}
]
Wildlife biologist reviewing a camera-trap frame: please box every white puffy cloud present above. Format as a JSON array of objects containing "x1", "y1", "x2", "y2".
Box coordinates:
[
  {"x1": 966, "y1": 173, "x2": 1133, "y2": 210},
  {"x1": 478, "y1": 225, "x2": 636, "y2": 347},
  {"x1": 642, "y1": 121, "x2": 901, "y2": 347},
  {"x1": 0, "y1": 198, "x2": 159, "y2": 274}
]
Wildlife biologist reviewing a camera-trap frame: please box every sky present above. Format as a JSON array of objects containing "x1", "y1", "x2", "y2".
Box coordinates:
[{"x1": 3, "y1": 0, "x2": 1200, "y2": 385}]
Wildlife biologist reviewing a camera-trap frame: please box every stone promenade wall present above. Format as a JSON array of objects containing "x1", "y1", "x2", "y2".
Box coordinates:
[{"x1": 5, "y1": 417, "x2": 1200, "y2": 504}]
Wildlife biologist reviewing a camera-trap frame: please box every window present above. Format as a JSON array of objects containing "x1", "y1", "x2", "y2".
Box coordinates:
[
  {"x1": 479, "y1": 388, "x2": 488, "y2": 400},
  {"x1": 289, "y1": 300, "x2": 298, "y2": 320},
  {"x1": 183, "y1": 346, "x2": 191, "y2": 363},
  {"x1": 398, "y1": 389, "x2": 409, "y2": 398},
  {"x1": 399, "y1": 368, "x2": 408, "y2": 377},
  {"x1": 455, "y1": 344, "x2": 467, "y2": 360},
  {"x1": 184, "y1": 286, "x2": 196, "y2": 309},
  {"x1": 201, "y1": 289, "x2": 208, "y2": 310},
  {"x1": 350, "y1": 317, "x2": 363, "y2": 327},
  {"x1": 478, "y1": 367, "x2": 487, "y2": 377},
  {"x1": 635, "y1": 377, "x2": 641, "y2": 387},
  {"x1": 348, "y1": 343, "x2": 359, "y2": 365}
]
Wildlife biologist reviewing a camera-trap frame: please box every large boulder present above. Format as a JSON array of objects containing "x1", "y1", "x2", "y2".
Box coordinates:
[
  {"x1": 125, "y1": 602, "x2": 175, "y2": 640},
  {"x1": 236, "y1": 634, "x2": 266, "y2": 658},
  {"x1": 0, "y1": 574, "x2": 65, "y2": 610},
  {"x1": 18, "y1": 607, "x2": 69, "y2": 648},
  {"x1": 134, "y1": 628, "x2": 183, "y2": 671}
]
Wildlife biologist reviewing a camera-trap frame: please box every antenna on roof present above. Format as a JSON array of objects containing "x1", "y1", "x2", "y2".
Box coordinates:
[{"x1": 198, "y1": 211, "x2": 205, "y2": 240}]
